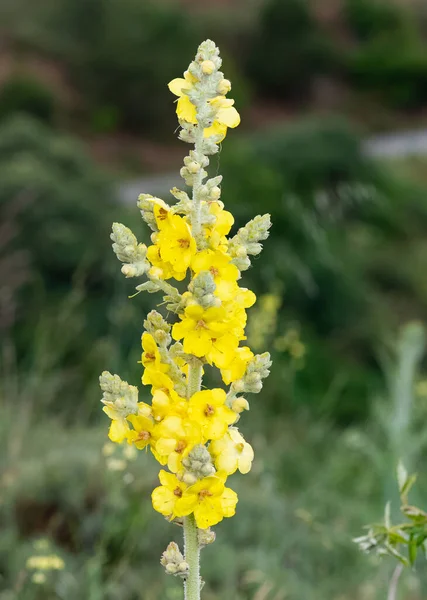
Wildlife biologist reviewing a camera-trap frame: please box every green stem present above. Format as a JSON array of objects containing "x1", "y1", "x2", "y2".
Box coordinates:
[{"x1": 184, "y1": 513, "x2": 200, "y2": 600}]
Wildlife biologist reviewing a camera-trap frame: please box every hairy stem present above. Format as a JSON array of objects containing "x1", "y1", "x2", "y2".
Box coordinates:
[
  {"x1": 191, "y1": 129, "x2": 205, "y2": 242},
  {"x1": 387, "y1": 563, "x2": 403, "y2": 600},
  {"x1": 184, "y1": 513, "x2": 200, "y2": 600},
  {"x1": 183, "y1": 360, "x2": 203, "y2": 599}
]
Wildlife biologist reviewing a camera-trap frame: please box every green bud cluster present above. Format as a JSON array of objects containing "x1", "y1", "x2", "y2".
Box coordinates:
[
  {"x1": 181, "y1": 444, "x2": 216, "y2": 485},
  {"x1": 228, "y1": 214, "x2": 272, "y2": 271},
  {"x1": 231, "y1": 352, "x2": 272, "y2": 394},
  {"x1": 188, "y1": 272, "x2": 219, "y2": 309},
  {"x1": 111, "y1": 223, "x2": 149, "y2": 278},
  {"x1": 99, "y1": 371, "x2": 139, "y2": 416},
  {"x1": 161, "y1": 542, "x2": 189, "y2": 578}
]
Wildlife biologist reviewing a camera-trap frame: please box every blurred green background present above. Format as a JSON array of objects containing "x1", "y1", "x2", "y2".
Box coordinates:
[{"x1": 3, "y1": 0, "x2": 427, "y2": 598}]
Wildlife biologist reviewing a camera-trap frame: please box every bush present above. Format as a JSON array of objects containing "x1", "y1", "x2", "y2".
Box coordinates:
[
  {"x1": 246, "y1": 0, "x2": 334, "y2": 101},
  {"x1": 39, "y1": 0, "x2": 199, "y2": 134},
  {"x1": 0, "y1": 116, "x2": 150, "y2": 417},
  {"x1": 344, "y1": 0, "x2": 427, "y2": 109},
  {"x1": 220, "y1": 117, "x2": 427, "y2": 423},
  {"x1": 0, "y1": 75, "x2": 57, "y2": 124}
]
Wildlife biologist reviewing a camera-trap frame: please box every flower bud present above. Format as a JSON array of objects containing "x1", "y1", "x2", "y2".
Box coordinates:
[
  {"x1": 182, "y1": 444, "x2": 216, "y2": 481},
  {"x1": 232, "y1": 397, "x2": 250, "y2": 413},
  {"x1": 198, "y1": 528, "x2": 216, "y2": 547},
  {"x1": 201, "y1": 60, "x2": 216, "y2": 75},
  {"x1": 217, "y1": 78, "x2": 231, "y2": 95},
  {"x1": 161, "y1": 542, "x2": 189, "y2": 578}
]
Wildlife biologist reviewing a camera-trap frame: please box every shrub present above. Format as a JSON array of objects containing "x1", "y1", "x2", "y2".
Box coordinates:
[
  {"x1": 246, "y1": 0, "x2": 333, "y2": 100},
  {"x1": 0, "y1": 75, "x2": 57, "y2": 124},
  {"x1": 344, "y1": 0, "x2": 427, "y2": 109},
  {"x1": 220, "y1": 117, "x2": 427, "y2": 423},
  {"x1": 40, "y1": 0, "x2": 199, "y2": 133}
]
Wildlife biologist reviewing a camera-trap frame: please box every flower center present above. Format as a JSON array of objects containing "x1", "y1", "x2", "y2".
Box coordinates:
[
  {"x1": 176, "y1": 440, "x2": 187, "y2": 453},
  {"x1": 174, "y1": 486, "x2": 183, "y2": 497},
  {"x1": 198, "y1": 489, "x2": 213, "y2": 499},
  {"x1": 177, "y1": 238, "x2": 190, "y2": 249},
  {"x1": 236, "y1": 442, "x2": 244, "y2": 453},
  {"x1": 204, "y1": 404, "x2": 215, "y2": 417},
  {"x1": 145, "y1": 352, "x2": 155, "y2": 361},
  {"x1": 196, "y1": 320, "x2": 208, "y2": 330},
  {"x1": 158, "y1": 208, "x2": 168, "y2": 220},
  {"x1": 209, "y1": 266, "x2": 219, "y2": 277},
  {"x1": 137, "y1": 430, "x2": 151, "y2": 441}
]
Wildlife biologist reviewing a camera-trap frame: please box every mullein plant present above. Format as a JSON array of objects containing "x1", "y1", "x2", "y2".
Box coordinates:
[{"x1": 99, "y1": 40, "x2": 271, "y2": 599}]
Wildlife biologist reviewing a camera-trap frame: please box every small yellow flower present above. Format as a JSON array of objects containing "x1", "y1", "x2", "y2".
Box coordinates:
[
  {"x1": 152, "y1": 388, "x2": 188, "y2": 422},
  {"x1": 173, "y1": 474, "x2": 238, "y2": 528},
  {"x1": 142, "y1": 368, "x2": 175, "y2": 393},
  {"x1": 203, "y1": 96, "x2": 240, "y2": 142},
  {"x1": 126, "y1": 415, "x2": 157, "y2": 450},
  {"x1": 168, "y1": 71, "x2": 199, "y2": 122},
  {"x1": 156, "y1": 214, "x2": 196, "y2": 275},
  {"x1": 172, "y1": 305, "x2": 229, "y2": 357},
  {"x1": 206, "y1": 333, "x2": 240, "y2": 369},
  {"x1": 141, "y1": 333, "x2": 168, "y2": 373},
  {"x1": 220, "y1": 346, "x2": 253, "y2": 385},
  {"x1": 102, "y1": 407, "x2": 130, "y2": 444},
  {"x1": 168, "y1": 75, "x2": 240, "y2": 142},
  {"x1": 146, "y1": 244, "x2": 187, "y2": 281},
  {"x1": 152, "y1": 469, "x2": 188, "y2": 518},
  {"x1": 155, "y1": 416, "x2": 202, "y2": 473},
  {"x1": 204, "y1": 201, "x2": 234, "y2": 249},
  {"x1": 188, "y1": 389, "x2": 236, "y2": 440},
  {"x1": 191, "y1": 249, "x2": 240, "y2": 302},
  {"x1": 210, "y1": 428, "x2": 254, "y2": 475}
]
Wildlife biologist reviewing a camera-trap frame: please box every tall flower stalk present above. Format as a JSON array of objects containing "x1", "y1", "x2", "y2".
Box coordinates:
[{"x1": 99, "y1": 40, "x2": 272, "y2": 598}]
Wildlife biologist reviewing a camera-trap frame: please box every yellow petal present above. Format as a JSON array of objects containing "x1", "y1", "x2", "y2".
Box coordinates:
[
  {"x1": 174, "y1": 494, "x2": 198, "y2": 517},
  {"x1": 168, "y1": 78, "x2": 190, "y2": 96},
  {"x1": 203, "y1": 121, "x2": 227, "y2": 141},
  {"x1": 177, "y1": 95, "x2": 197, "y2": 123},
  {"x1": 108, "y1": 419, "x2": 128, "y2": 443},
  {"x1": 221, "y1": 488, "x2": 238, "y2": 517},
  {"x1": 152, "y1": 486, "x2": 175, "y2": 516},
  {"x1": 216, "y1": 451, "x2": 238, "y2": 475},
  {"x1": 194, "y1": 498, "x2": 224, "y2": 528},
  {"x1": 216, "y1": 106, "x2": 240, "y2": 128}
]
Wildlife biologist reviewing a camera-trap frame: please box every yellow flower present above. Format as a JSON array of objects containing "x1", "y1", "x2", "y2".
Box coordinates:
[
  {"x1": 155, "y1": 416, "x2": 202, "y2": 472},
  {"x1": 102, "y1": 407, "x2": 130, "y2": 443},
  {"x1": 152, "y1": 389, "x2": 188, "y2": 422},
  {"x1": 206, "y1": 333, "x2": 240, "y2": 369},
  {"x1": 172, "y1": 305, "x2": 229, "y2": 357},
  {"x1": 146, "y1": 244, "x2": 187, "y2": 281},
  {"x1": 168, "y1": 74, "x2": 240, "y2": 142},
  {"x1": 157, "y1": 214, "x2": 196, "y2": 276},
  {"x1": 209, "y1": 428, "x2": 254, "y2": 475},
  {"x1": 141, "y1": 333, "x2": 168, "y2": 373},
  {"x1": 168, "y1": 71, "x2": 199, "y2": 122},
  {"x1": 203, "y1": 96, "x2": 240, "y2": 142},
  {"x1": 191, "y1": 249, "x2": 240, "y2": 302},
  {"x1": 173, "y1": 474, "x2": 238, "y2": 528},
  {"x1": 152, "y1": 469, "x2": 188, "y2": 519},
  {"x1": 220, "y1": 346, "x2": 253, "y2": 385},
  {"x1": 204, "y1": 201, "x2": 234, "y2": 249},
  {"x1": 126, "y1": 414, "x2": 157, "y2": 450},
  {"x1": 188, "y1": 389, "x2": 236, "y2": 440},
  {"x1": 142, "y1": 367, "x2": 175, "y2": 394}
]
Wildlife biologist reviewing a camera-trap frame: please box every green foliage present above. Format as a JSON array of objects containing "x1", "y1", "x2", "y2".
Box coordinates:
[
  {"x1": 0, "y1": 116, "x2": 150, "y2": 417},
  {"x1": 38, "y1": 0, "x2": 199, "y2": 133},
  {"x1": 355, "y1": 463, "x2": 427, "y2": 568},
  {"x1": 344, "y1": 0, "x2": 427, "y2": 109},
  {"x1": 246, "y1": 0, "x2": 334, "y2": 100},
  {"x1": 220, "y1": 118, "x2": 427, "y2": 423},
  {"x1": 0, "y1": 75, "x2": 57, "y2": 124}
]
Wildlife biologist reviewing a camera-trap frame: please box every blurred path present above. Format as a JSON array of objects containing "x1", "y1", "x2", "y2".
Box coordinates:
[{"x1": 118, "y1": 129, "x2": 427, "y2": 203}]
